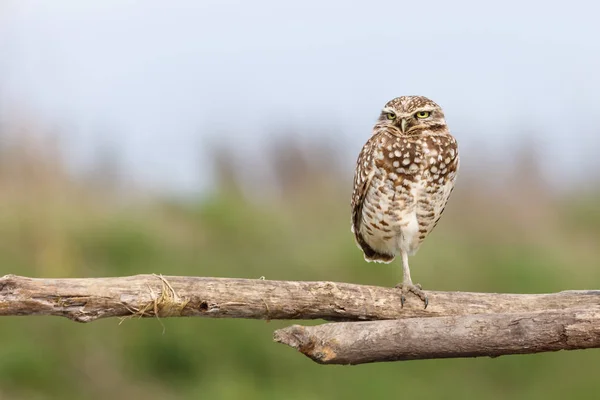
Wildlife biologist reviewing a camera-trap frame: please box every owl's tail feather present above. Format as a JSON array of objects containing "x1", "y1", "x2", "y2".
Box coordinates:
[{"x1": 354, "y1": 233, "x2": 395, "y2": 264}]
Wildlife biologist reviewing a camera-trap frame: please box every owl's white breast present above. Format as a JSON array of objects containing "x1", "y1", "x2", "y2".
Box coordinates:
[{"x1": 359, "y1": 169, "x2": 421, "y2": 258}]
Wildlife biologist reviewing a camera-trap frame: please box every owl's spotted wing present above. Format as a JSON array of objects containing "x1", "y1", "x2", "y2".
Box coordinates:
[
  {"x1": 351, "y1": 136, "x2": 395, "y2": 262},
  {"x1": 351, "y1": 138, "x2": 376, "y2": 235}
]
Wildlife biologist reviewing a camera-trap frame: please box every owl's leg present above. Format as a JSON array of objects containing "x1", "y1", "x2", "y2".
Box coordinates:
[{"x1": 395, "y1": 250, "x2": 428, "y2": 308}]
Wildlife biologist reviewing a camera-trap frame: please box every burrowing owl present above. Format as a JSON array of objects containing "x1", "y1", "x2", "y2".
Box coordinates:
[{"x1": 351, "y1": 96, "x2": 459, "y2": 307}]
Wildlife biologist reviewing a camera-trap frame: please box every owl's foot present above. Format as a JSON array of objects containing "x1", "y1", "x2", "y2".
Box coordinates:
[{"x1": 395, "y1": 282, "x2": 428, "y2": 309}]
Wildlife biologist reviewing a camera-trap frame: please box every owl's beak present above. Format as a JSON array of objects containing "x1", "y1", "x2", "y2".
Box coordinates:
[{"x1": 400, "y1": 118, "x2": 408, "y2": 134}]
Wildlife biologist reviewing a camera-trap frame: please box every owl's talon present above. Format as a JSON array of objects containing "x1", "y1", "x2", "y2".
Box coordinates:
[{"x1": 396, "y1": 283, "x2": 428, "y2": 309}]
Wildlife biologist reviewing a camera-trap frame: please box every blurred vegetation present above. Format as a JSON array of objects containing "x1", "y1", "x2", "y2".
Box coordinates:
[{"x1": 0, "y1": 119, "x2": 599, "y2": 400}]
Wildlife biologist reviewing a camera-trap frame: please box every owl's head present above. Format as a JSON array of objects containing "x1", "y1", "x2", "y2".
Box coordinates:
[{"x1": 377, "y1": 96, "x2": 447, "y2": 135}]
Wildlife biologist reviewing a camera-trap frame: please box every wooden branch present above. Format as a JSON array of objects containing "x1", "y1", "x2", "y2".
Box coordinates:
[
  {"x1": 274, "y1": 307, "x2": 600, "y2": 365},
  {"x1": 2, "y1": 274, "x2": 599, "y2": 363},
  {"x1": 0, "y1": 274, "x2": 598, "y2": 323}
]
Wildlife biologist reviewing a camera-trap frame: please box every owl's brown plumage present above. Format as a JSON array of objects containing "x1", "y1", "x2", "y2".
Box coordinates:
[{"x1": 351, "y1": 95, "x2": 459, "y2": 307}]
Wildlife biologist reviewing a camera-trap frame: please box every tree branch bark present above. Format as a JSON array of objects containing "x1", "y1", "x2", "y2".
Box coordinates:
[
  {"x1": 274, "y1": 306, "x2": 600, "y2": 364},
  {"x1": 2, "y1": 274, "x2": 598, "y2": 363},
  {"x1": 1, "y1": 274, "x2": 598, "y2": 322},
  {"x1": 273, "y1": 307, "x2": 600, "y2": 364}
]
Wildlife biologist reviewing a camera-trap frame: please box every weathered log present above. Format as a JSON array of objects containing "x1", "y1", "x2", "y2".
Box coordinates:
[
  {"x1": 0, "y1": 274, "x2": 598, "y2": 323},
  {"x1": 274, "y1": 307, "x2": 600, "y2": 364},
  {"x1": 2, "y1": 274, "x2": 598, "y2": 363}
]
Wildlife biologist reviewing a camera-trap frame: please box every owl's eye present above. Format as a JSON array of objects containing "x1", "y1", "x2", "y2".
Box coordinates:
[
  {"x1": 416, "y1": 111, "x2": 431, "y2": 119},
  {"x1": 386, "y1": 113, "x2": 396, "y2": 120}
]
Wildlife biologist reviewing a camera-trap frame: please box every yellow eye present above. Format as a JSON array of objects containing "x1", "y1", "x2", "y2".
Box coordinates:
[
  {"x1": 386, "y1": 113, "x2": 396, "y2": 120},
  {"x1": 416, "y1": 111, "x2": 431, "y2": 119}
]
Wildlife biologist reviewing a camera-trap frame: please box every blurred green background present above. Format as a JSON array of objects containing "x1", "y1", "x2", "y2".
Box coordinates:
[{"x1": 0, "y1": 127, "x2": 598, "y2": 400}]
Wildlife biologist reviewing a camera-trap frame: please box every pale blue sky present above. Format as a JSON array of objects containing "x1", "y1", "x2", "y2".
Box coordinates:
[{"x1": 1, "y1": 0, "x2": 599, "y2": 193}]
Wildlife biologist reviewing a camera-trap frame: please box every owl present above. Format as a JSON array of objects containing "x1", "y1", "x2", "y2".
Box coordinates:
[{"x1": 351, "y1": 96, "x2": 459, "y2": 308}]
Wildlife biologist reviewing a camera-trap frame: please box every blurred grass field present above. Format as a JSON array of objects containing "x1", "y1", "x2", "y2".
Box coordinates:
[{"x1": 0, "y1": 127, "x2": 599, "y2": 400}]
